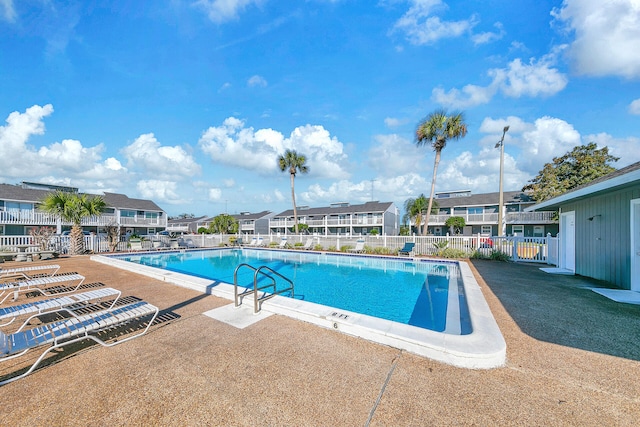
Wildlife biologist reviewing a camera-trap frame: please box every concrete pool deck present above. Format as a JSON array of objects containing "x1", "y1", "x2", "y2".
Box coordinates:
[
  {"x1": 1, "y1": 255, "x2": 639, "y2": 425},
  {"x1": 91, "y1": 250, "x2": 506, "y2": 369}
]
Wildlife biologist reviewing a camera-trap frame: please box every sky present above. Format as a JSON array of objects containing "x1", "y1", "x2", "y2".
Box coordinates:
[{"x1": 1, "y1": 0, "x2": 639, "y2": 218}]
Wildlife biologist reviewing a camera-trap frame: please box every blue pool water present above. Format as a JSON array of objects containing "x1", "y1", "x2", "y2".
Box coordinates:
[{"x1": 119, "y1": 248, "x2": 472, "y2": 334}]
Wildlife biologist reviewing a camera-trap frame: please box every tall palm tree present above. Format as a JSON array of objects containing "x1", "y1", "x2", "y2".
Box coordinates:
[
  {"x1": 39, "y1": 191, "x2": 106, "y2": 255},
  {"x1": 278, "y1": 149, "x2": 309, "y2": 234},
  {"x1": 416, "y1": 110, "x2": 467, "y2": 235},
  {"x1": 403, "y1": 194, "x2": 429, "y2": 235}
]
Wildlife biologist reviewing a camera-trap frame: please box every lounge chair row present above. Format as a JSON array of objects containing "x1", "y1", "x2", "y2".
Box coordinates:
[
  {"x1": 0, "y1": 264, "x2": 158, "y2": 386},
  {"x1": 233, "y1": 238, "x2": 416, "y2": 255}
]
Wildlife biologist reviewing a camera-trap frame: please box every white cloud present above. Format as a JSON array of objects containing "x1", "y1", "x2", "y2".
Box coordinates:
[
  {"x1": 552, "y1": 0, "x2": 640, "y2": 78},
  {"x1": 121, "y1": 133, "x2": 201, "y2": 178},
  {"x1": 247, "y1": 75, "x2": 267, "y2": 87},
  {"x1": 0, "y1": 0, "x2": 16, "y2": 22},
  {"x1": 0, "y1": 104, "x2": 53, "y2": 155},
  {"x1": 471, "y1": 22, "x2": 505, "y2": 45},
  {"x1": 384, "y1": 117, "x2": 409, "y2": 127},
  {"x1": 198, "y1": 117, "x2": 350, "y2": 179},
  {"x1": 193, "y1": 0, "x2": 261, "y2": 24},
  {"x1": 432, "y1": 82, "x2": 498, "y2": 109},
  {"x1": 433, "y1": 51, "x2": 568, "y2": 108},
  {"x1": 137, "y1": 180, "x2": 182, "y2": 204},
  {"x1": 37, "y1": 139, "x2": 103, "y2": 171},
  {"x1": 209, "y1": 188, "x2": 222, "y2": 201},
  {"x1": 629, "y1": 98, "x2": 640, "y2": 115},
  {"x1": 392, "y1": 0, "x2": 478, "y2": 45},
  {"x1": 493, "y1": 52, "x2": 568, "y2": 98},
  {"x1": 368, "y1": 134, "x2": 423, "y2": 177},
  {"x1": 300, "y1": 173, "x2": 428, "y2": 207}
]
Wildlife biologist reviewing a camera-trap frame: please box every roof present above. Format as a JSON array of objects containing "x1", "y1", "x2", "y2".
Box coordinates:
[
  {"x1": 526, "y1": 161, "x2": 640, "y2": 211},
  {"x1": 433, "y1": 191, "x2": 534, "y2": 208},
  {"x1": 167, "y1": 215, "x2": 209, "y2": 225},
  {"x1": 231, "y1": 210, "x2": 273, "y2": 221},
  {"x1": 102, "y1": 193, "x2": 163, "y2": 211},
  {"x1": 0, "y1": 183, "x2": 165, "y2": 213},
  {"x1": 274, "y1": 201, "x2": 395, "y2": 218}
]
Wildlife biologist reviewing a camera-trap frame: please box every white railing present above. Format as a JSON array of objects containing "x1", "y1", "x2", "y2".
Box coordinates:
[
  {"x1": 425, "y1": 211, "x2": 556, "y2": 225},
  {"x1": 0, "y1": 232, "x2": 558, "y2": 266},
  {"x1": 0, "y1": 211, "x2": 167, "y2": 228},
  {"x1": 505, "y1": 211, "x2": 557, "y2": 223},
  {"x1": 269, "y1": 217, "x2": 384, "y2": 228}
]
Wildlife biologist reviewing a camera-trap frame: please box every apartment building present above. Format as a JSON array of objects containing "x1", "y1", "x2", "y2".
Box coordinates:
[
  {"x1": 422, "y1": 190, "x2": 558, "y2": 237},
  {"x1": 0, "y1": 182, "x2": 167, "y2": 236},
  {"x1": 269, "y1": 201, "x2": 399, "y2": 236}
]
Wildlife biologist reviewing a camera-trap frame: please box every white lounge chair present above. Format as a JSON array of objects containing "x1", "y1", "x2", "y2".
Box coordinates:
[
  {"x1": 278, "y1": 238, "x2": 289, "y2": 249},
  {"x1": 256, "y1": 237, "x2": 266, "y2": 247},
  {"x1": 247, "y1": 238, "x2": 258, "y2": 246},
  {"x1": 348, "y1": 240, "x2": 366, "y2": 253},
  {"x1": 129, "y1": 239, "x2": 144, "y2": 251},
  {"x1": 0, "y1": 300, "x2": 159, "y2": 385},
  {"x1": 302, "y1": 238, "x2": 314, "y2": 250},
  {"x1": 0, "y1": 274, "x2": 86, "y2": 304},
  {"x1": 0, "y1": 264, "x2": 61, "y2": 281},
  {"x1": 0, "y1": 287, "x2": 121, "y2": 327}
]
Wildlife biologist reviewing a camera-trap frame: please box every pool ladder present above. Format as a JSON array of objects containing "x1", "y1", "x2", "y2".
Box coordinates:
[{"x1": 233, "y1": 263, "x2": 294, "y2": 314}]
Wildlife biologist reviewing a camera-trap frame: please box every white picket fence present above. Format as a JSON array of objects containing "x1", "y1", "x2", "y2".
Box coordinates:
[{"x1": 0, "y1": 233, "x2": 559, "y2": 265}]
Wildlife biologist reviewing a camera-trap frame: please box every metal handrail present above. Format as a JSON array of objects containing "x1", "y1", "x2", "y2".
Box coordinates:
[{"x1": 233, "y1": 263, "x2": 294, "y2": 313}]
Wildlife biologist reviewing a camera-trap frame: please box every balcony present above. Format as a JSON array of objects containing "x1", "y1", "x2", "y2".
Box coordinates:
[
  {"x1": 426, "y1": 211, "x2": 556, "y2": 225},
  {"x1": 0, "y1": 210, "x2": 167, "y2": 228},
  {"x1": 269, "y1": 217, "x2": 383, "y2": 229}
]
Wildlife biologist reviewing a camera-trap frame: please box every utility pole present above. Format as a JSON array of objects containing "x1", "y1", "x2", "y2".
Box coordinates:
[{"x1": 495, "y1": 126, "x2": 510, "y2": 236}]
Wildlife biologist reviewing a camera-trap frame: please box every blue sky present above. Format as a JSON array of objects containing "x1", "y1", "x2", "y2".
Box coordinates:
[{"x1": 1, "y1": 0, "x2": 639, "y2": 217}]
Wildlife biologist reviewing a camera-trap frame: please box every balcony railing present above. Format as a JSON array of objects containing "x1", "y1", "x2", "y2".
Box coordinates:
[
  {"x1": 426, "y1": 211, "x2": 556, "y2": 225},
  {"x1": 269, "y1": 217, "x2": 384, "y2": 228},
  {"x1": 0, "y1": 210, "x2": 167, "y2": 228}
]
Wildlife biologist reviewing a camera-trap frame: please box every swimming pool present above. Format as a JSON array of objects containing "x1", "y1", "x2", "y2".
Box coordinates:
[
  {"x1": 92, "y1": 248, "x2": 506, "y2": 368},
  {"x1": 116, "y1": 248, "x2": 470, "y2": 334}
]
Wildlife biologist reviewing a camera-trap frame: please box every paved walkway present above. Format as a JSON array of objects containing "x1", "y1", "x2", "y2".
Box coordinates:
[{"x1": 1, "y1": 256, "x2": 639, "y2": 426}]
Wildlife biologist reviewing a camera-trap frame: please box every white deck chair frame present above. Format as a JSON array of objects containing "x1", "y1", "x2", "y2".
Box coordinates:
[
  {"x1": 0, "y1": 300, "x2": 159, "y2": 385},
  {"x1": 349, "y1": 240, "x2": 366, "y2": 253},
  {"x1": 0, "y1": 274, "x2": 86, "y2": 305},
  {"x1": 0, "y1": 287, "x2": 121, "y2": 327},
  {"x1": 0, "y1": 264, "x2": 61, "y2": 281}
]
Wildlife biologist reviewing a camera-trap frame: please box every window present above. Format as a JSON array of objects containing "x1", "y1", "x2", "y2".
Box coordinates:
[
  {"x1": 512, "y1": 225, "x2": 524, "y2": 236},
  {"x1": 120, "y1": 210, "x2": 136, "y2": 218},
  {"x1": 145, "y1": 212, "x2": 158, "y2": 219},
  {"x1": 481, "y1": 225, "x2": 492, "y2": 235},
  {"x1": 468, "y1": 207, "x2": 484, "y2": 214},
  {"x1": 533, "y1": 225, "x2": 544, "y2": 237}
]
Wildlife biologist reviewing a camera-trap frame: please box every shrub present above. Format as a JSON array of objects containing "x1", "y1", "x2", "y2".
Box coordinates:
[
  {"x1": 490, "y1": 250, "x2": 511, "y2": 262},
  {"x1": 294, "y1": 242, "x2": 304, "y2": 247},
  {"x1": 313, "y1": 244, "x2": 324, "y2": 251},
  {"x1": 327, "y1": 245, "x2": 337, "y2": 252},
  {"x1": 437, "y1": 248, "x2": 467, "y2": 259},
  {"x1": 340, "y1": 245, "x2": 353, "y2": 252},
  {"x1": 469, "y1": 250, "x2": 489, "y2": 260},
  {"x1": 432, "y1": 240, "x2": 449, "y2": 256},
  {"x1": 372, "y1": 246, "x2": 395, "y2": 255}
]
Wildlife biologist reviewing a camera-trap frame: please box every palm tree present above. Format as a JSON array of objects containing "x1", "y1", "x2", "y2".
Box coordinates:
[
  {"x1": 403, "y1": 194, "x2": 429, "y2": 235},
  {"x1": 39, "y1": 191, "x2": 106, "y2": 255},
  {"x1": 208, "y1": 213, "x2": 238, "y2": 234},
  {"x1": 278, "y1": 149, "x2": 309, "y2": 234},
  {"x1": 416, "y1": 109, "x2": 467, "y2": 235}
]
